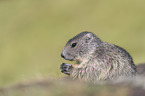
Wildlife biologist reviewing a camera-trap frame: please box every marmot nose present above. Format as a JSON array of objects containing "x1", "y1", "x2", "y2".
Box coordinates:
[{"x1": 61, "y1": 53, "x2": 65, "y2": 58}]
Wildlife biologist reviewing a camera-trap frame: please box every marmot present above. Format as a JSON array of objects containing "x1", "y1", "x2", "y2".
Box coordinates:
[{"x1": 60, "y1": 31, "x2": 136, "y2": 83}]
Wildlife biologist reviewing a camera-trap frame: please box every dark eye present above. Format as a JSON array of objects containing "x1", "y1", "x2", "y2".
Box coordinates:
[{"x1": 71, "y1": 43, "x2": 77, "y2": 48}]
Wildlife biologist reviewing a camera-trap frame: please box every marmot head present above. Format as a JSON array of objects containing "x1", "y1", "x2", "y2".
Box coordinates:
[{"x1": 61, "y1": 31, "x2": 102, "y2": 62}]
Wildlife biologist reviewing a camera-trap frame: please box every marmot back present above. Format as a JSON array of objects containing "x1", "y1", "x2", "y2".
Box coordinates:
[{"x1": 61, "y1": 31, "x2": 136, "y2": 83}]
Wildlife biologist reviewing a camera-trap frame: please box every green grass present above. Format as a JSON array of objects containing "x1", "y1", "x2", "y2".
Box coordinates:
[{"x1": 0, "y1": 0, "x2": 145, "y2": 86}]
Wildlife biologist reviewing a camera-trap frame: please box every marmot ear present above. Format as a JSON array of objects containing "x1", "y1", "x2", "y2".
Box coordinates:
[{"x1": 85, "y1": 33, "x2": 93, "y2": 43}]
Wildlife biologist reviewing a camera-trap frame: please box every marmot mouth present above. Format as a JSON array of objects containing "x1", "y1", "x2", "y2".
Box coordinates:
[
  {"x1": 63, "y1": 58, "x2": 74, "y2": 61},
  {"x1": 63, "y1": 57, "x2": 74, "y2": 61}
]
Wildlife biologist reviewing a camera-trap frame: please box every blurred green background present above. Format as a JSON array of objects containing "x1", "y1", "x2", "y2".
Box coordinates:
[{"x1": 0, "y1": 0, "x2": 145, "y2": 86}]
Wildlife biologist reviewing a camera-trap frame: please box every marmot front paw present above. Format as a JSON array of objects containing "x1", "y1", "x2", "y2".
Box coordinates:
[{"x1": 60, "y1": 63, "x2": 73, "y2": 75}]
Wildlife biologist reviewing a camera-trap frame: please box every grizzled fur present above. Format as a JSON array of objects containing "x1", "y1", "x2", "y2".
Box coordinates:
[{"x1": 61, "y1": 31, "x2": 136, "y2": 83}]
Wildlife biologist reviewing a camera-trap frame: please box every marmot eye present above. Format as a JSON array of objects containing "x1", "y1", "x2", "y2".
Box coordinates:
[{"x1": 71, "y1": 43, "x2": 77, "y2": 48}]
